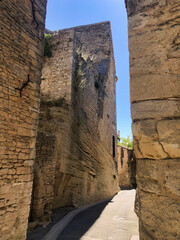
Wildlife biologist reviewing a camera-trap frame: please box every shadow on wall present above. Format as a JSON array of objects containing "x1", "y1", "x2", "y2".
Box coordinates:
[{"x1": 57, "y1": 199, "x2": 113, "y2": 240}]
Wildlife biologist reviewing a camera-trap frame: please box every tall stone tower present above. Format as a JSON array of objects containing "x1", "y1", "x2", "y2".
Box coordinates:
[{"x1": 31, "y1": 22, "x2": 119, "y2": 222}]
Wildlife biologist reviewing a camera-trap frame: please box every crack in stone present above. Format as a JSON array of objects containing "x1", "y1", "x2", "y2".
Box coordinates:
[
  {"x1": 16, "y1": 74, "x2": 31, "y2": 97},
  {"x1": 134, "y1": 136, "x2": 143, "y2": 158},
  {"x1": 155, "y1": 121, "x2": 171, "y2": 158},
  {"x1": 30, "y1": 0, "x2": 39, "y2": 30}
]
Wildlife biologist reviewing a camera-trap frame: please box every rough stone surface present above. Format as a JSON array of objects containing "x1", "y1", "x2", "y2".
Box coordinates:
[
  {"x1": 157, "y1": 119, "x2": 180, "y2": 158},
  {"x1": 31, "y1": 22, "x2": 119, "y2": 223},
  {"x1": 131, "y1": 99, "x2": 180, "y2": 120},
  {"x1": 126, "y1": 0, "x2": 180, "y2": 239},
  {"x1": 132, "y1": 120, "x2": 169, "y2": 159},
  {"x1": 0, "y1": 0, "x2": 47, "y2": 239},
  {"x1": 117, "y1": 146, "x2": 136, "y2": 188},
  {"x1": 137, "y1": 159, "x2": 180, "y2": 239}
]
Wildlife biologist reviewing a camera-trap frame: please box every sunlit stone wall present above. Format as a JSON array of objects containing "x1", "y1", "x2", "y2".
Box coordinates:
[
  {"x1": 0, "y1": 1, "x2": 47, "y2": 239},
  {"x1": 126, "y1": 0, "x2": 180, "y2": 239}
]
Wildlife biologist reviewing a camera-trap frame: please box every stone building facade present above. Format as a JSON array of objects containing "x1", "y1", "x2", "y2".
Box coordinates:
[
  {"x1": 30, "y1": 22, "x2": 119, "y2": 222},
  {"x1": 0, "y1": 0, "x2": 47, "y2": 239},
  {"x1": 126, "y1": 0, "x2": 180, "y2": 239},
  {"x1": 117, "y1": 146, "x2": 136, "y2": 189}
]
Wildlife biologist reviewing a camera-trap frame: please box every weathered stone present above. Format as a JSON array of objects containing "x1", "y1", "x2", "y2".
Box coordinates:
[
  {"x1": 132, "y1": 120, "x2": 168, "y2": 159},
  {"x1": 157, "y1": 119, "x2": 180, "y2": 158},
  {"x1": 130, "y1": 75, "x2": 180, "y2": 103},
  {"x1": 131, "y1": 100, "x2": 180, "y2": 120},
  {"x1": 16, "y1": 167, "x2": 31, "y2": 175},
  {"x1": 137, "y1": 159, "x2": 180, "y2": 239},
  {"x1": 117, "y1": 145, "x2": 136, "y2": 188},
  {"x1": 0, "y1": 0, "x2": 47, "y2": 239},
  {"x1": 31, "y1": 22, "x2": 119, "y2": 223},
  {"x1": 126, "y1": 0, "x2": 180, "y2": 238}
]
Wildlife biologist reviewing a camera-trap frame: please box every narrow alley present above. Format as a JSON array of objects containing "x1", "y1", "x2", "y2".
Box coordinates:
[{"x1": 56, "y1": 190, "x2": 139, "y2": 240}]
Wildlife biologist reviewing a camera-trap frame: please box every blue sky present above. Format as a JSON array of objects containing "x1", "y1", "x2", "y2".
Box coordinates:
[{"x1": 46, "y1": 0, "x2": 132, "y2": 139}]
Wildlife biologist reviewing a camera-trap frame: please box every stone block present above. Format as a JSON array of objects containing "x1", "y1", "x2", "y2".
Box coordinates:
[
  {"x1": 130, "y1": 74, "x2": 180, "y2": 102},
  {"x1": 0, "y1": 168, "x2": 8, "y2": 175},
  {"x1": 16, "y1": 167, "x2": 31, "y2": 175},
  {"x1": 18, "y1": 127, "x2": 36, "y2": 137},
  {"x1": 131, "y1": 100, "x2": 180, "y2": 120},
  {"x1": 132, "y1": 120, "x2": 168, "y2": 159},
  {"x1": 157, "y1": 120, "x2": 180, "y2": 158},
  {"x1": 137, "y1": 158, "x2": 180, "y2": 198},
  {"x1": 18, "y1": 174, "x2": 32, "y2": 182},
  {"x1": 8, "y1": 169, "x2": 16, "y2": 175},
  {"x1": 18, "y1": 153, "x2": 29, "y2": 160},
  {"x1": 136, "y1": 159, "x2": 158, "y2": 179},
  {"x1": 24, "y1": 160, "x2": 34, "y2": 167}
]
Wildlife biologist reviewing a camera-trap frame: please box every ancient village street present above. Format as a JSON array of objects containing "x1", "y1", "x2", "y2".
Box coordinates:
[{"x1": 57, "y1": 190, "x2": 139, "y2": 240}]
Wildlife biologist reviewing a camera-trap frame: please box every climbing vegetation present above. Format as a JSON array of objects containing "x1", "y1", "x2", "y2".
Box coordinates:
[{"x1": 44, "y1": 34, "x2": 53, "y2": 58}]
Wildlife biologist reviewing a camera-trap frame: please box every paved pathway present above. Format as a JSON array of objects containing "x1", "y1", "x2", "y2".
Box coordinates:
[{"x1": 57, "y1": 190, "x2": 139, "y2": 240}]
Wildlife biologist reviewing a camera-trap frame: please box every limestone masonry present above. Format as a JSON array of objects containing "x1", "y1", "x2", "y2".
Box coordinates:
[
  {"x1": 117, "y1": 146, "x2": 136, "y2": 189},
  {"x1": 0, "y1": 0, "x2": 47, "y2": 239},
  {"x1": 126, "y1": 0, "x2": 180, "y2": 239},
  {"x1": 30, "y1": 22, "x2": 119, "y2": 223}
]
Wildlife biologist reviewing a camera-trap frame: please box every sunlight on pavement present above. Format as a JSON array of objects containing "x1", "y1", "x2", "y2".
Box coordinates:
[{"x1": 79, "y1": 190, "x2": 139, "y2": 240}]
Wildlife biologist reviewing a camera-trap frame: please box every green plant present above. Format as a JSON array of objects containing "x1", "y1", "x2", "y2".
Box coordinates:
[
  {"x1": 44, "y1": 34, "x2": 53, "y2": 58},
  {"x1": 117, "y1": 135, "x2": 133, "y2": 148}
]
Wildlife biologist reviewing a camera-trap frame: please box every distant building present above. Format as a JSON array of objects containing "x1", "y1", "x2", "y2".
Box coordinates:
[{"x1": 117, "y1": 145, "x2": 136, "y2": 189}]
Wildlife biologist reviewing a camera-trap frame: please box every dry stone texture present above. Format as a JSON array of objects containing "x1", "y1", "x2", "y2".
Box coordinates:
[
  {"x1": 117, "y1": 146, "x2": 136, "y2": 188},
  {"x1": 126, "y1": 0, "x2": 180, "y2": 239},
  {"x1": 31, "y1": 22, "x2": 119, "y2": 222},
  {"x1": 0, "y1": 0, "x2": 47, "y2": 239}
]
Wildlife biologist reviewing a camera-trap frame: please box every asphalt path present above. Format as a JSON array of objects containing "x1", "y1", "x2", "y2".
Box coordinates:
[{"x1": 57, "y1": 190, "x2": 139, "y2": 240}]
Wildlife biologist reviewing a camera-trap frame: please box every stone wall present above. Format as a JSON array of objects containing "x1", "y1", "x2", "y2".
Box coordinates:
[
  {"x1": 31, "y1": 22, "x2": 119, "y2": 222},
  {"x1": 117, "y1": 146, "x2": 136, "y2": 188},
  {"x1": 126, "y1": 0, "x2": 180, "y2": 239},
  {"x1": 0, "y1": 0, "x2": 47, "y2": 239},
  {"x1": 30, "y1": 29, "x2": 74, "y2": 222}
]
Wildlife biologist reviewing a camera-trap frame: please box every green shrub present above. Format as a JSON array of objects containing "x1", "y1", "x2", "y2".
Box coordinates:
[{"x1": 44, "y1": 34, "x2": 53, "y2": 58}]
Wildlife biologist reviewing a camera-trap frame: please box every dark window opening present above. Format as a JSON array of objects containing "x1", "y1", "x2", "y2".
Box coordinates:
[
  {"x1": 121, "y1": 148, "x2": 124, "y2": 168},
  {"x1": 112, "y1": 135, "x2": 115, "y2": 158}
]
